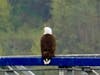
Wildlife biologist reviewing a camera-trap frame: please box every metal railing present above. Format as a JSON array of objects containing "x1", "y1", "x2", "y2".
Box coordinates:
[
  {"x1": 0, "y1": 66, "x2": 100, "y2": 75},
  {"x1": 0, "y1": 66, "x2": 35, "y2": 75},
  {"x1": 0, "y1": 54, "x2": 100, "y2": 75}
]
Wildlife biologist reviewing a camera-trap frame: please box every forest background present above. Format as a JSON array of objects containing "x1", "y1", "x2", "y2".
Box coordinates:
[{"x1": 0, "y1": 0, "x2": 100, "y2": 56}]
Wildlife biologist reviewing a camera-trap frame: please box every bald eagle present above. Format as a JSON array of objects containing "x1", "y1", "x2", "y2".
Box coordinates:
[{"x1": 41, "y1": 27, "x2": 56, "y2": 64}]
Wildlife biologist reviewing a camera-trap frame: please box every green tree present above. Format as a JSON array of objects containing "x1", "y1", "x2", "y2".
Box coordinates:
[
  {"x1": 51, "y1": 0, "x2": 99, "y2": 54},
  {"x1": 9, "y1": 0, "x2": 51, "y2": 31},
  {"x1": 0, "y1": 0, "x2": 11, "y2": 32}
]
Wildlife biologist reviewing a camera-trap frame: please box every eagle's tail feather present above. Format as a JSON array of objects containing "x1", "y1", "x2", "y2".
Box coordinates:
[{"x1": 43, "y1": 58, "x2": 51, "y2": 64}]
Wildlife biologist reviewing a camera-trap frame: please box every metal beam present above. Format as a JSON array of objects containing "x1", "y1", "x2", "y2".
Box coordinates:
[
  {"x1": 15, "y1": 66, "x2": 35, "y2": 75},
  {"x1": 4, "y1": 66, "x2": 19, "y2": 75},
  {"x1": 0, "y1": 54, "x2": 100, "y2": 66}
]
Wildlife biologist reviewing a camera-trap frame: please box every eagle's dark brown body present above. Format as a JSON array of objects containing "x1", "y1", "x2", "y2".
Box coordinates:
[{"x1": 41, "y1": 34, "x2": 56, "y2": 60}]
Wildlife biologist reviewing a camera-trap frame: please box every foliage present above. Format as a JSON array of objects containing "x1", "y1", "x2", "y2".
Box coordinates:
[
  {"x1": 51, "y1": 0, "x2": 100, "y2": 54},
  {"x1": 0, "y1": 0, "x2": 100, "y2": 56},
  {"x1": 0, "y1": 0, "x2": 12, "y2": 32}
]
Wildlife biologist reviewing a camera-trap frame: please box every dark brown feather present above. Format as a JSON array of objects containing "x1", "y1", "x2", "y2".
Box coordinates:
[{"x1": 41, "y1": 34, "x2": 56, "y2": 59}]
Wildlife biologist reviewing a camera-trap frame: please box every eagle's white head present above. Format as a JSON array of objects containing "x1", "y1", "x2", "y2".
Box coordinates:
[{"x1": 44, "y1": 27, "x2": 52, "y2": 34}]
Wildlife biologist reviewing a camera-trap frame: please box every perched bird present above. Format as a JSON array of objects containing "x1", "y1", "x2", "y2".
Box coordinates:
[{"x1": 40, "y1": 27, "x2": 56, "y2": 64}]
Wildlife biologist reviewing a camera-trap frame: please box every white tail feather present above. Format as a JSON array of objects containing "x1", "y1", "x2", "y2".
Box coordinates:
[{"x1": 43, "y1": 59, "x2": 51, "y2": 64}]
